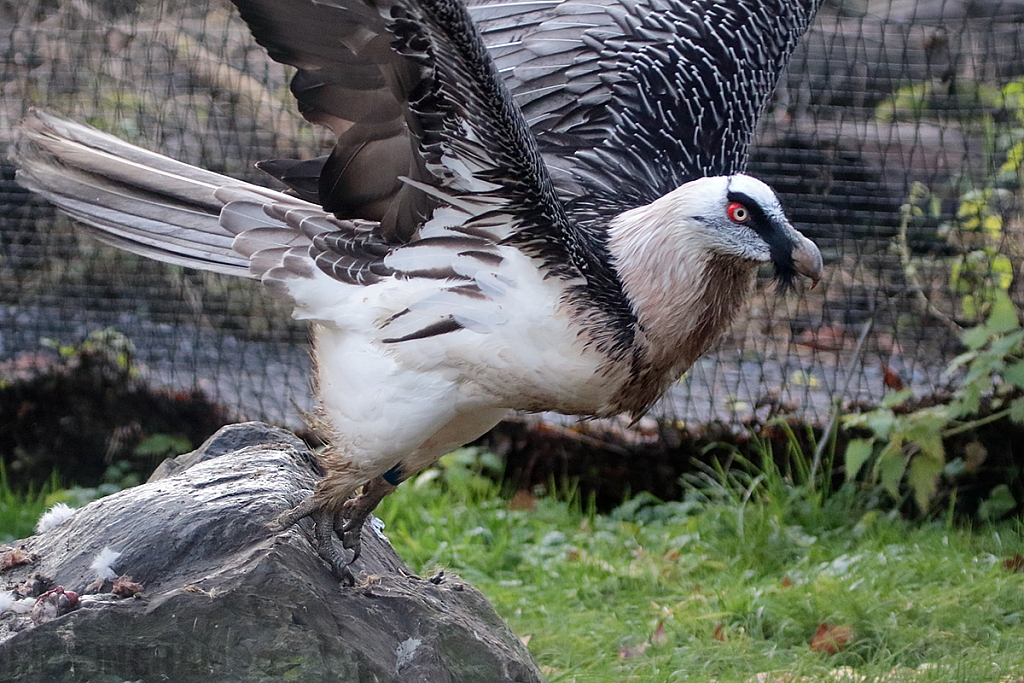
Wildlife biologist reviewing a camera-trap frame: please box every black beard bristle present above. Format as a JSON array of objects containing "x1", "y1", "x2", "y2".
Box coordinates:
[{"x1": 773, "y1": 267, "x2": 797, "y2": 294}]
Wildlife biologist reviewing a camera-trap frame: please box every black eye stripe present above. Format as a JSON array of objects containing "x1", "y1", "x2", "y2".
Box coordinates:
[
  {"x1": 726, "y1": 191, "x2": 771, "y2": 234},
  {"x1": 726, "y1": 189, "x2": 798, "y2": 290}
]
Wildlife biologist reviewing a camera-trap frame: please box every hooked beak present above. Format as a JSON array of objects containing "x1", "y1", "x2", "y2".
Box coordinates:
[{"x1": 791, "y1": 233, "x2": 822, "y2": 288}]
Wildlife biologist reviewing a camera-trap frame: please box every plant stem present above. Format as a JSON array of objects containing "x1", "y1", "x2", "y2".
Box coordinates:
[
  {"x1": 941, "y1": 407, "x2": 1011, "y2": 438},
  {"x1": 812, "y1": 318, "x2": 873, "y2": 479},
  {"x1": 896, "y1": 204, "x2": 963, "y2": 334}
]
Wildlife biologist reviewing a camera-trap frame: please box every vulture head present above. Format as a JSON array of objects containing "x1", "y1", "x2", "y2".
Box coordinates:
[
  {"x1": 607, "y1": 173, "x2": 822, "y2": 390},
  {"x1": 609, "y1": 174, "x2": 820, "y2": 294},
  {"x1": 716, "y1": 174, "x2": 822, "y2": 290}
]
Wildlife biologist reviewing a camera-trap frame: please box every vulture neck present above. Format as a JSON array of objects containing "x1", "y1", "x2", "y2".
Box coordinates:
[{"x1": 606, "y1": 187, "x2": 757, "y2": 409}]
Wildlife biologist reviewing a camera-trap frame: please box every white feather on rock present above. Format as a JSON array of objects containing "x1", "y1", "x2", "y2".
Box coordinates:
[
  {"x1": 90, "y1": 547, "x2": 122, "y2": 581},
  {"x1": 35, "y1": 502, "x2": 76, "y2": 534}
]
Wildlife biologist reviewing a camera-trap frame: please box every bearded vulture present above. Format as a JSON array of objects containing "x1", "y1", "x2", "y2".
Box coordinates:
[{"x1": 16, "y1": 0, "x2": 824, "y2": 583}]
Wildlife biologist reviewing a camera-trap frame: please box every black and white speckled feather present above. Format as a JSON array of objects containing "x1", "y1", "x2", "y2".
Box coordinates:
[{"x1": 468, "y1": 0, "x2": 823, "y2": 222}]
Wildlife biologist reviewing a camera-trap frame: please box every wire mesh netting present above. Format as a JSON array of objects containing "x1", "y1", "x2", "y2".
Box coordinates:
[{"x1": 3, "y1": 0, "x2": 1024, "y2": 430}]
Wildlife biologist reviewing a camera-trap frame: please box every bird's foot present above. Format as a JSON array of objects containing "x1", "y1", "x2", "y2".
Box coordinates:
[
  {"x1": 336, "y1": 476, "x2": 397, "y2": 565},
  {"x1": 273, "y1": 475, "x2": 397, "y2": 586},
  {"x1": 273, "y1": 496, "x2": 358, "y2": 585},
  {"x1": 313, "y1": 509, "x2": 358, "y2": 586}
]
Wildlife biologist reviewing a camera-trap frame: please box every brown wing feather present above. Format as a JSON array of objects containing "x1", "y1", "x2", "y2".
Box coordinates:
[{"x1": 234, "y1": 0, "x2": 436, "y2": 242}]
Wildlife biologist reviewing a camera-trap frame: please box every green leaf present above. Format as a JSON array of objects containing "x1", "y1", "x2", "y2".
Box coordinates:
[
  {"x1": 907, "y1": 404, "x2": 952, "y2": 430},
  {"x1": 1011, "y1": 397, "x2": 1024, "y2": 424},
  {"x1": 959, "y1": 381, "x2": 983, "y2": 415},
  {"x1": 945, "y1": 351, "x2": 979, "y2": 378},
  {"x1": 962, "y1": 294, "x2": 979, "y2": 320},
  {"x1": 978, "y1": 484, "x2": 1017, "y2": 522},
  {"x1": 906, "y1": 422, "x2": 947, "y2": 463},
  {"x1": 1002, "y1": 141, "x2": 1024, "y2": 173},
  {"x1": 908, "y1": 453, "x2": 944, "y2": 511},
  {"x1": 961, "y1": 327, "x2": 989, "y2": 351},
  {"x1": 985, "y1": 330, "x2": 1024, "y2": 359},
  {"x1": 1003, "y1": 79, "x2": 1024, "y2": 100},
  {"x1": 842, "y1": 409, "x2": 896, "y2": 438},
  {"x1": 864, "y1": 409, "x2": 897, "y2": 439},
  {"x1": 987, "y1": 293, "x2": 1020, "y2": 334},
  {"x1": 993, "y1": 255, "x2": 1014, "y2": 291},
  {"x1": 845, "y1": 438, "x2": 875, "y2": 482},
  {"x1": 876, "y1": 440, "x2": 906, "y2": 498},
  {"x1": 134, "y1": 433, "x2": 192, "y2": 458},
  {"x1": 881, "y1": 388, "x2": 914, "y2": 408},
  {"x1": 983, "y1": 214, "x2": 1004, "y2": 241},
  {"x1": 1002, "y1": 361, "x2": 1024, "y2": 389},
  {"x1": 944, "y1": 457, "x2": 967, "y2": 477}
]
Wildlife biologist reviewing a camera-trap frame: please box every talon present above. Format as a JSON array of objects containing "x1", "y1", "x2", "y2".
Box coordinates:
[
  {"x1": 273, "y1": 495, "x2": 359, "y2": 583},
  {"x1": 271, "y1": 475, "x2": 397, "y2": 585},
  {"x1": 314, "y1": 511, "x2": 359, "y2": 583},
  {"x1": 274, "y1": 495, "x2": 320, "y2": 530},
  {"x1": 337, "y1": 516, "x2": 364, "y2": 564}
]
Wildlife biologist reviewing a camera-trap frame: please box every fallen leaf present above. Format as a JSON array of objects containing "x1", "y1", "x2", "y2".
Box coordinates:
[
  {"x1": 651, "y1": 621, "x2": 668, "y2": 647},
  {"x1": 519, "y1": 634, "x2": 532, "y2": 647},
  {"x1": 1005, "y1": 554, "x2": 1024, "y2": 573},
  {"x1": 111, "y1": 575, "x2": 144, "y2": 598},
  {"x1": 964, "y1": 441, "x2": 988, "y2": 472},
  {"x1": 881, "y1": 363, "x2": 905, "y2": 391},
  {"x1": 713, "y1": 622, "x2": 727, "y2": 642},
  {"x1": 0, "y1": 547, "x2": 38, "y2": 571},
  {"x1": 508, "y1": 490, "x2": 536, "y2": 511},
  {"x1": 810, "y1": 623, "x2": 854, "y2": 654},
  {"x1": 618, "y1": 641, "x2": 649, "y2": 659},
  {"x1": 781, "y1": 576, "x2": 792, "y2": 587}
]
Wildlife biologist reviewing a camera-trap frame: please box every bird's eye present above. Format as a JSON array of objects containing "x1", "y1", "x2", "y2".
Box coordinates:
[{"x1": 727, "y1": 202, "x2": 750, "y2": 223}]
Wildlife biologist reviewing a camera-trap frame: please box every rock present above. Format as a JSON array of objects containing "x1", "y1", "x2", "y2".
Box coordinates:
[
  {"x1": 146, "y1": 420, "x2": 314, "y2": 482},
  {"x1": 0, "y1": 422, "x2": 542, "y2": 683}
]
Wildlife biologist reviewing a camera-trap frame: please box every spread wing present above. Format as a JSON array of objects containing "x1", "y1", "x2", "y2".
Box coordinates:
[
  {"x1": 18, "y1": 0, "x2": 639, "y2": 352},
  {"x1": 256, "y1": 0, "x2": 822, "y2": 231},
  {"x1": 231, "y1": 0, "x2": 821, "y2": 340},
  {"x1": 19, "y1": 0, "x2": 821, "y2": 357},
  {"x1": 468, "y1": 0, "x2": 822, "y2": 223},
  {"x1": 232, "y1": 0, "x2": 637, "y2": 344}
]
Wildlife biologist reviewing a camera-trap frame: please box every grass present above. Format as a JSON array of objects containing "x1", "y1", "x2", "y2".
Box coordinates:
[
  {"x1": 0, "y1": 463, "x2": 56, "y2": 543},
  {"x1": 376, "y1": 449, "x2": 1024, "y2": 682},
  {"x1": 8, "y1": 447, "x2": 1024, "y2": 681},
  {"x1": 0, "y1": 462, "x2": 126, "y2": 543}
]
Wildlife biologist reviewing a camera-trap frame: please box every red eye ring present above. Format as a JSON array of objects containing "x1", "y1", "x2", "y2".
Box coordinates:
[{"x1": 727, "y1": 202, "x2": 750, "y2": 223}]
